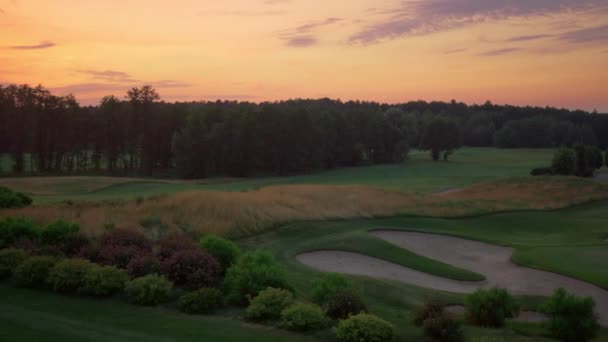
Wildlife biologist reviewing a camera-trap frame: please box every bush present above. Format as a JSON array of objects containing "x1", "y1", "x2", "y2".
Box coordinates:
[
  {"x1": 281, "y1": 303, "x2": 326, "y2": 332},
  {"x1": 412, "y1": 297, "x2": 445, "y2": 327},
  {"x1": 98, "y1": 228, "x2": 153, "y2": 268},
  {"x1": 0, "y1": 186, "x2": 32, "y2": 209},
  {"x1": 423, "y1": 313, "x2": 464, "y2": 342},
  {"x1": 47, "y1": 259, "x2": 95, "y2": 293},
  {"x1": 312, "y1": 273, "x2": 357, "y2": 304},
  {"x1": 0, "y1": 218, "x2": 39, "y2": 249},
  {"x1": 40, "y1": 220, "x2": 80, "y2": 246},
  {"x1": 161, "y1": 248, "x2": 221, "y2": 289},
  {"x1": 245, "y1": 287, "x2": 294, "y2": 321},
  {"x1": 126, "y1": 254, "x2": 161, "y2": 278},
  {"x1": 199, "y1": 235, "x2": 241, "y2": 272},
  {"x1": 552, "y1": 147, "x2": 577, "y2": 175},
  {"x1": 542, "y1": 288, "x2": 599, "y2": 342},
  {"x1": 334, "y1": 313, "x2": 394, "y2": 342},
  {"x1": 157, "y1": 233, "x2": 197, "y2": 261},
  {"x1": 177, "y1": 288, "x2": 224, "y2": 314},
  {"x1": 222, "y1": 250, "x2": 289, "y2": 305},
  {"x1": 0, "y1": 248, "x2": 29, "y2": 278},
  {"x1": 12, "y1": 255, "x2": 58, "y2": 288},
  {"x1": 586, "y1": 146, "x2": 604, "y2": 170},
  {"x1": 530, "y1": 167, "x2": 553, "y2": 176},
  {"x1": 325, "y1": 290, "x2": 368, "y2": 320},
  {"x1": 80, "y1": 265, "x2": 128, "y2": 296},
  {"x1": 465, "y1": 288, "x2": 519, "y2": 327},
  {"x1": 125, "y1": 274, "x2": 173, "y2": 306}
]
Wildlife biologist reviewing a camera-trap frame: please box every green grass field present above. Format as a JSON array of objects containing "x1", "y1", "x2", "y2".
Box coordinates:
[{"x1": 1, "y1": 148, "x2": 554, "y2": 203}]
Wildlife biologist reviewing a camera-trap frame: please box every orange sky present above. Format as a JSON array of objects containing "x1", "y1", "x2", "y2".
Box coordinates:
[{"x1": 1, "y1": 0, "x2": 607, "y2": 111}]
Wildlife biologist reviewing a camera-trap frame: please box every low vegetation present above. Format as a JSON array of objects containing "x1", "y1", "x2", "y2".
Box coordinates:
[
  {"x1": 0, "y1": 186, "x2": 32, "y2": 208},
  {"x1": 125, "y1": 274, "x2": 173, "y2": 306},
  {"x1": 280, "y1": 302, "x2": 326, "y2": 332},
  {"x1": 245, "y1": 287, "x2": 294, "y2": 321},
  {"x1": 543, "y1": 288, "x2": 600, "y2": 342},
  {"x1": 178, "y1": 288, "x2": 224, "y2": 314},
  {"x1": 334, "y1": 313, "x2": 394, "y2": 342},
  {"x1": 465, "y1": 288, "x2": 519, "y2": 328}
]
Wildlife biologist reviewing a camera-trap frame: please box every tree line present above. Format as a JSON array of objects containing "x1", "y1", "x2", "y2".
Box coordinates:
[{"x1": 1, "y1": 84, "x2": 606, "y2": 178}]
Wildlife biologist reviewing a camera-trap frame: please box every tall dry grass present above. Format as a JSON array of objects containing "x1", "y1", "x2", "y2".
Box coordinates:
[{"x1": 1, "y1": 177, "x2": 607, "y2": 238}]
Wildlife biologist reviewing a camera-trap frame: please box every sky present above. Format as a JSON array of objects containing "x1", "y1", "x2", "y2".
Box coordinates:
[{"x1": 1, "y1": 0, "x2": 607, "y2": 111}]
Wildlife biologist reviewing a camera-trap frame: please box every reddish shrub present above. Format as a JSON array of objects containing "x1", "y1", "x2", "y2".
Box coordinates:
[
  {"x1": 10, "y1": 238, "x2": 39, "y2": 254},
  {"x1": 157, "y1": 233, "x2": 197, "y2": 261},
  {"x1": 77, "y1": 244, "x2": 100, "y2": 262},
  {"x1": 161, "y1": 249, "x2": 221, "y2": 289},
  {"x1": 127, "y1": 254, "x2": 161, "y2": 278},
  {"x1": 98, "y1": 229, "x2": 152, "y2": 268}
]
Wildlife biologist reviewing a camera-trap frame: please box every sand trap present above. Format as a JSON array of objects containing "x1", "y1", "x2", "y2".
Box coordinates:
[
  {"x1": 296, "y1": 231, "x2": 608, "y2": 325},
  {"x1": 444, "y1": 305, "x2": 548, "y2": 323}
]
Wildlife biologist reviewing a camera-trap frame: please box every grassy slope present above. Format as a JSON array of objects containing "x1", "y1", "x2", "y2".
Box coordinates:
[
  {"x1": 0, "y1": 148, "x2": 554, "y2": 203},
  {"x1": 0, "y1": 285, "x2": 319, "y2": 342}
]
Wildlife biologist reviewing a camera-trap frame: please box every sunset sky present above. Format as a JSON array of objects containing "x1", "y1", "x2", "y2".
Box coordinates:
[{"x1": 1, "y1": 0, "x2": 607, "y2": 111}]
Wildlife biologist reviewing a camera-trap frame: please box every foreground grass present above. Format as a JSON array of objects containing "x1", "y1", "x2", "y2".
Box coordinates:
[
  {"x1": 0, "y1": 148, "x2": 554, "y2": 203},
  {"x1": 0, "y1": 284, "x2": 318, "y2": 342}
]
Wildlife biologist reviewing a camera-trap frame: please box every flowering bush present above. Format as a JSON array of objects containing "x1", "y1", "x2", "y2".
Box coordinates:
[
  {"x1": 47, "y1": 259, "x2": 95, "y2": 293},
  {"x1": 127, "y1": 254, "x2": 161, "y2": 278},
  {"x1": 125, "y1": 274, "x2": 173, "y2": 306},
  {"x1": 157, "y1": 233, "x2": 197, "y2": 261},
  {"x1": 161, "y1": 249, "x2": 221, "y2": 289},
  {"x1": 80, "y1": 265, "x2": 129, "y2": 296},
  {"x1": 98, "y1": 229, "x2": 152, "y2": 268}
]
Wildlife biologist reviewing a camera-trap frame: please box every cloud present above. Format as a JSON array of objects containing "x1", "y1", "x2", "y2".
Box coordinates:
[
  {"x1": 76, "y1": 69, "x2": 138, "y2": 83},
  {"x1": 9, "y1": 41, "x2": 56, "y2": 50},
  {"x1": 444, "y1": 48, "x2": 467, "y2": 54},
  {"x1": 479, "y1": 47, "x2": 520, "y2": 56},
  {"x1": 349, "y1": 0, "x2": 608, "y2": 43},
  {"x1": 506, "y1": 34, "x2": 553, "y2": 42},
  {"x1": 199, "y1": 9, "x2": 284, "y2": 16},
  {"x1": 559, "y1": 24, "x2": 608, "y2": 43},
  {"x1": 51, "y1": 80, "x2": 191, "y2": 96},
  {"x1": 0, "y1": 8, "x2": 5, "y2": 14},
  {"x1": 280, "y1": 17, "x2": 343, "y2": 47}
]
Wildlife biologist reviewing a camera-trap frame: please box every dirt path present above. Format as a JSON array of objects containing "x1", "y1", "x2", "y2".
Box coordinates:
[{"x1": 296, "y1": 231, "x2": 608, "y2": 325}]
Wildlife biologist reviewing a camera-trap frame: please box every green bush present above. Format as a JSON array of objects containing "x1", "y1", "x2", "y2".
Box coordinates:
[
  {"x1": 0, "y1": 218, "x2": 39, "y2": 249},
  {"x1": 125, "y1": 274, "x2": 173, "y2": 306},
  {"x1": 312, "y1": 273, "x2": 357, "y2": 304},
  {"x1": 412, "y1": 297, "x2": 445, "y2": 327},
  {"x1": 552, "y1": 147, "x2": 577, "y2": 175},
  {"x1": 334, "y1": 313, "x2": 394, "y2": 342},
  {"x1": 281, "y1": 302, "x2": 326, "y2": 332},
  {"x1": 542, "y1": 288, "x2": 599, "y2": 342},
  {"x1": 0, "y1": 248, "x2": 29, "y2": 278},
  {"x1": 177, "y1": 288, "x2": 224, "y2": 314},
  {"x1": 222, "y1": 250, "x2": 289, "y2": 305},
  {"x1": 465, "y1": 288, "x2": 519, "y2": 327},
  {"x1": 12, "y1": 255, "x2": 58, "y2": 288},
  {"x1": 245, "y1": 287, "x2": 294, "y2": 321},
  {"x1": 423, "y1": 313, "x2": 464, "y2": 342},
  {"x1": 0, "y1": 186, "x2": 32, "y2": 209},
  {"x1": 325, "y1": 290, "x2": 368, "y2": 320},
  {"x1": 80, "y1": 265, "x2": 128, "y2": 296},
  {"x1": 47, "y1": 259, "x2": 95, "y2": 293},
  {"x1": 199, "y1": 235, "x2": 241, "y2": 272},
  {"x1": 40, "y1": 220, "x2": 80, "y2": 246}
]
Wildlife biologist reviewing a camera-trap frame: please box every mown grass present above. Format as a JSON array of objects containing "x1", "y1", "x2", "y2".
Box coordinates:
[
  {"x1": 0, "y1": 284, "x2": 319, "y2": 342},
  {"x1": 0, "y1": 148, "x2": 554, "y2": 203}
]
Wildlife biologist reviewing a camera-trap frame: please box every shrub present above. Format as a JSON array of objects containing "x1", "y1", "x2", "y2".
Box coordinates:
[
  {"x1": 413, "y1": 297, "x2": 445, "y2": 327},
  {"x1": 334, "y1": 313, "x2": 394, "y2": 342},
  {"x1": 423, "y1": 313, "x2": 464, "y2": 342},
  {"x1": 552, "y1": 147, "x2": 576, "y2": 175},
  {"x1": 0, "y1": 186, "x2": 32, "y2": 209},
  {"x1": 12, "y1": 255, "x2": 58, "y2": 288},
  {"x1": 465, "y1": 288, "x2": 519, "y2": 327},
  {"x1": 281, "y1": 303, "x2": 326, "y2": 331},
  {"x1": 325, "y1": 290, "x2": 368, "y2": 320},
  {"x1": 222, "y1": 250, "x2": 289, "y2": 305},
  {"x1": 126, "y1": 254, "x2": 161, "y2": 278},
  {"x1": 530, "y1": 167, "x2": 553, "y2": 176},
  {"x1": 47, "y1": 259, "x2": 95, "y2": 293},
  {"x1": 0, "y1": 248, "x2": 29, "y2": 278},
  {"x1": 98, "y1": 228, "x2": 152, "y2": 268},
  {"x1": 245, "y1": 287, "x2": 294, "y2": 321},
  {"x1": 157, "y1": 233, "x2": 197, "y2": 261},
  {"x1": 0, "y1": 218, "x2": 39, "y2": 249},
  {"x1": 40, "y1": 220, "x2": 80, "y2": 246},
  {"x1": 125, "y1": 274, "x2": 173, "y2": 306},
  {"x1": 199, "y1": 235, "x2": 241, "y2": 272},
  {"x1": 586, "y1": 146, "x2": 604, "y2": 170},
  {"x1": 312, "y1": 273, "x2": 357, "y2": 304},
  {"x1": 80, "y1": 265, "x2": 128, "y2": 296},
  {"x1": 60, "y1": 233, "x2": 90, "y2": 257},
  {"x1": 542, "y1": 288, "x2": 599, "y2": 342},
  {"x1": 161, "y1": 249, "x2": 221, "y2": 289},
  {"x1": 177, "y1": 288, "x2": 224, "y2": 314}
]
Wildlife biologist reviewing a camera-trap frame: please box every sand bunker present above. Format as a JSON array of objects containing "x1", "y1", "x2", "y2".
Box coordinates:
[{"x1": 297, "y1": 231, "x2": 608, "y2": 325}]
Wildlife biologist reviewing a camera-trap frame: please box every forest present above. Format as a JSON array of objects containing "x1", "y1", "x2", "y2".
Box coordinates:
[{"x1": 0, "y1": 84, "x2": 605, "y2": 178}]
